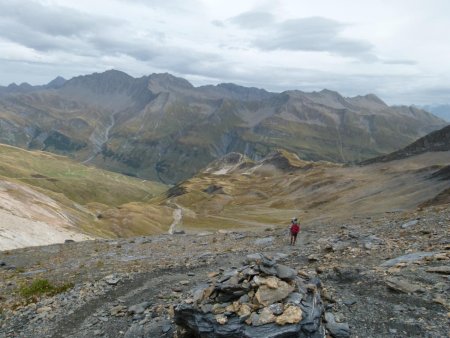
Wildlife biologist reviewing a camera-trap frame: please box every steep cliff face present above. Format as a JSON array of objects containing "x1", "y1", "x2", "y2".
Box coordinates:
[{"x1": 0, "y1": 70, "x2": 446, "y2": 183}]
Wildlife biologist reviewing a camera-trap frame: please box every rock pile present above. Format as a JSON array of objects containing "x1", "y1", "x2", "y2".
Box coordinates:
[{"x1": 174, "y1": 253, "x2": 325, "y2": 338}]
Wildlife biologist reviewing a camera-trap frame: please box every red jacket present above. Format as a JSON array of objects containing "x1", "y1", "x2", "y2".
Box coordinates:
[{"x1": 290, "y1": 223, "x2": 300, "y2": 234}]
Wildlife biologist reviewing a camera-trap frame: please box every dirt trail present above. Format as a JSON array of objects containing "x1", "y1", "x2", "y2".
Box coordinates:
[{"x1": 168, "y1": 206, "x2": 182, "y2": 234}]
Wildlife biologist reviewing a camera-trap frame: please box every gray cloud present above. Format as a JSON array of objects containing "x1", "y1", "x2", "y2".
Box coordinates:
[
  {"x1": 0, "y1": 0, "x2": 163, "y2": 64},
  {"x1": 229, "y1": 11, "x2": 275, "y2": 29},
  {"x1": 87, "y1": 35, "x2": 161, "y2": 61},
  {"x1": 0, "y1": 0, "x2": 125, "y2": 55},
  {"x1": 0, "y1": 0, "x2": 119, "y2": 38},
  {"x1": 382, "y1": 59, "x2": 417, "y2": 65},
  {"x1": 228, "y1": 12, "x2": 375, "y2": 60}
]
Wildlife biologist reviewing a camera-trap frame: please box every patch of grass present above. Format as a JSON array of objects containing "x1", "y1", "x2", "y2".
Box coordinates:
[{"x1": 19, "y1": 279, "x2": 74, "y2": 298}]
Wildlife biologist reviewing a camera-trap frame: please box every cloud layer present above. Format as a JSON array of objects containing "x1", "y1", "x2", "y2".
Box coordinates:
[{"x1": 0, "y1": 0, "x2": 449, "y2": 105}]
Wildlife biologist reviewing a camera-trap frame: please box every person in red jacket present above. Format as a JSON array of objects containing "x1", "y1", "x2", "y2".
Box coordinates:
[{"x1": 290, "y1": 218, "x2": 300, "y2": 245}]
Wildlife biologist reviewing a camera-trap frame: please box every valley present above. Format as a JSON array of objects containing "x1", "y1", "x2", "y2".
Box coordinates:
[{"x1": 0, "y1": 72, "x2": 448, "y2": 338}]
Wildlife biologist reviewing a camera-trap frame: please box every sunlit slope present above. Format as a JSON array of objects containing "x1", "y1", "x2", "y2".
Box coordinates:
[
  {"x1": 0, "y1": 144, "x2": 172, "y2": 242},
  {"x1": 157, "y1": 150, "x2": 450, "y2": 232}
]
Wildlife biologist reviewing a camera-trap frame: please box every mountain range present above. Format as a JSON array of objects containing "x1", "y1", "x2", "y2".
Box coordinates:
[
  {"x1": 422, "y1": 104, "x2": 450, "y2": 122},
  {"x1": 0, "y1": 70, "x2": 446, "y2": 183}
]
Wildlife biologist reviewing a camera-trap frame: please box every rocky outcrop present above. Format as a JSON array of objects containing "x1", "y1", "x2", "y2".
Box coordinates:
[{"x1": 174, "y1": 253, "x2": 326, "y2": 338}]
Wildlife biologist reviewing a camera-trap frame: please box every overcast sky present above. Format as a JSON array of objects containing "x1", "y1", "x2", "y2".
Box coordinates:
[{"x1": 0, "y1": 0, "x2": 449, "y2": 105}]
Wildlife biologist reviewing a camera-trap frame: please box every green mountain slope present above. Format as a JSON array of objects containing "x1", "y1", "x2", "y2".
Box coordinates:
[
  {"x1": 0, "y1": 144, "x2": 171, "y2": 239},
  {"x1": 0, "y1": 70, "x2": 446, "y2": 184}
]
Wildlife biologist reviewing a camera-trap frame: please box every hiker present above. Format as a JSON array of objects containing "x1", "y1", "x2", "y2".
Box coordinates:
[{"x1": 290, "y1": 218, "x2": 300, "y2": 245}]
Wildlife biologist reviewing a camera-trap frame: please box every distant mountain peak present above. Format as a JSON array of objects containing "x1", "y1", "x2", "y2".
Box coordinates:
[
  {"x1": 147, "y1": 73, "x2": 194, "y2": 93},
  {"x1": 359, "y1": 93, "x2": 387, "y2": 105},
  {"x1": 63, "y1": 69, "x2": 136, "y2": 94},
  {"x1": 319, "y1": 88, "x2": 341, "y2": 97},
  {"x1": 46, "y1": 76, "x2": 66, "y2": 89}
]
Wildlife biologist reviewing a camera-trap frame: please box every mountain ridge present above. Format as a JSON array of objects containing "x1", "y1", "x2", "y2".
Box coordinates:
[
  {"x1": 0, "y1": 69, "x2": 446, "y2": 183},
  {"x1": 361, "y1": 124, "x2": 450, "y2": 164}
]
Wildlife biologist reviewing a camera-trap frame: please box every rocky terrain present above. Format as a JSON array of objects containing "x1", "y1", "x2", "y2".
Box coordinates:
[
  {"x1": 0, "y1": 70, "x2": 446, "y2": 183},
  {"x1": 0, "y1": 204, "x2": 448, "y2": 338},
  {"x1": 362, "y1": 125, "x2": 450, "y2": 164}
]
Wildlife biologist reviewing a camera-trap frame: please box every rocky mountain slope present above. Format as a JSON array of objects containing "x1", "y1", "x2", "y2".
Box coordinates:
[
  {"x1": 0, "y1": 144, "x2": 170, "y2": 250},
  {"x1": 361, "y1": 124, "x2": 450, "y2": 164},
  {"x1": 0, "y1": 203, "x2": 448, "y2": 337},
  {"x1": 0, "y1": 70, "x2": 446, "y2": 183}
]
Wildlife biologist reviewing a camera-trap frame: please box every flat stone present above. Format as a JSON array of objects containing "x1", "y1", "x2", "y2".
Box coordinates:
[
  {"x1": 380, "y1": 252, "x2": 437, "y2": 267},
  {"x1": 259, "y1": 264, "x2": 277, "y2": 276},
  {"x1": 401, "y1": 220, "x2": 418, "y2": 229},
  {"x1": 253, "y1": 307, "x2": 276, "y2": 326},
  {"x1": 285, "y1": 292, "x2": 303, "y2": 305},
  {"x1": 208, "y1": 272, "x2": 220, "y2": 278},
  {"x1": 276, "y1": 264, "x2": 297, "y2": 280},
  {"x1": 246, "y1": 253, "x2": 264, "y2": 263},
  {"x1": 273, "y1": 253, "x2": 289, "y2": 261},
  {"x1": 265, "y1": 276, "x2": 280, "y2": 289},
  {"x1": 326, "y1": 321, "x2": 350, "y2": 338},
  {"x1": 111, "y1": 305, "x2": 127, "y2": 316},
  {"x1": 343, "y1": 299, "x2": 357, "y2": 306},
  {"x1": 104, "y1": 274, "x2": 121, "y2": 285},
  {"x1": 325, "y1": 312, "x2": 350, "y2": 338},
  {"x1": 20, "y1": 269, "x2": 47, "y2": 276},
  {"x1": 255, "y1": 282, "x2": 294, "y2": 306},
  {"x1": 269, "y1": 303, "x2": 284, "y2": 315},
  {"x1": 426, "y1": 266, "x2": 450, "y2": 275},
  {"x1": 218, "y1": 229, "x2": 231, "y2": 234},
  {"x1": 237, "y1": 304, "x2": 252, "y2": 317},
  {"x1": 36, "y1": 306, "x2": 52, "y2": 314},
  {"x1": 215, "y1": 314, "x2": 228, "y2": 325},
  {"x1": 275, "y1": 305, "x2": 302, "y2": 325},
  {"x1": 385, "y1": 277, "x2": 423, "y2": 293},
  {"x1": 162, "y1": 323, "x2": 172, "y2": 333},
  {"x1": 128, "y1": 302, "x2": 150, "y2": 315},
  {"x1": 254, "y1": 237, "x2": 274, "y2": 245},
  {"x1": 308, "y1": 254, "x2": 319, "y2": 262}
]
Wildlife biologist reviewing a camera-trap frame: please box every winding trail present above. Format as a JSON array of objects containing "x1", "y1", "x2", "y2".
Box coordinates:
[{"x1": 168, "y1": 205, "x2": 182, "y2": 234}]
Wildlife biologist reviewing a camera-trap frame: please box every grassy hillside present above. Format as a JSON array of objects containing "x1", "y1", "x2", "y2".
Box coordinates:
[
  {"x1": 0, "y1": 144, "x2": 173, "y2": 238},
  {"x1": 157, "y1": 150, "x2": 450, "y2": 232}
]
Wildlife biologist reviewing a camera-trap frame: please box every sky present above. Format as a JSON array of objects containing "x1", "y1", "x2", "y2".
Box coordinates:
[{"x1": 0, "y1": 0, "x2": 450, "y2": 105}]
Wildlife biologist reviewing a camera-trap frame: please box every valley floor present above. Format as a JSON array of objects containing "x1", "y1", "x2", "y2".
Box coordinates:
[{"x1": 0, "y1": 204, "x2": 448, "y2": 338}]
